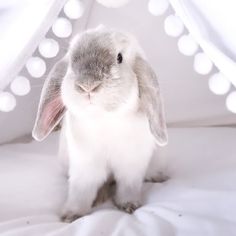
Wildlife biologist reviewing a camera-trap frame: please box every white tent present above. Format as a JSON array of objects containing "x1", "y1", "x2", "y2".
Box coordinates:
[{"x1": 0, "y1": 1, "x2": 236, "y2": 235}]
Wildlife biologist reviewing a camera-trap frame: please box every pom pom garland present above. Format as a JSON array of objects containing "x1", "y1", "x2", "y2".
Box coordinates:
[
  {"x1": 10, "y1": 76, "x2": 31, "y2": 96},
  {"x1": 164, "y1": 15, "x2": 184, "y2": 37},
  {"x1": 96, "y1": 0, "x2": 130, "y2": 8},
  {"x1": 64, "y1": 0, "x2": 84, "y2": 19},
  {"x1": 26, "y1": 57, "x2": 46, "y2": 78},
  {"x1": 38, "y1": 38, "x2": 59, "y2": 58},
  {"x1": 208, "y1": 73, "x2": 231, "y2": 95},
  {"x1": 178, "y1": 34, "x2": 198, "y2": 56},
  {"x1": 148, "y1": 0, "x2": 169, "y2": 16},
  {"x1": 0, "y1": 92, "x2": 16, "y2": 112},
  {"x1": 155, "y1": 2, "x2": 236, "y2": 113},
  {"x1": 0, "y1": 0, "x2": 86, "y2": 112},
  {"x1": 1, "y1": 0, "x2": 235, "y2": 115},
  {"x1": 226, "y1": 91, "x2": 236, "y2": 113},
  {"x1": 193, "y1": 53, "x2": 213, "y2": 75},
  {"x1": 52, "y1": 17, "x2": 72, "y2": 38}
]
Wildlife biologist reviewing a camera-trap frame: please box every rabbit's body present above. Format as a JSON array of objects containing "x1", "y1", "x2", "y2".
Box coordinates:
[
  {"x1": 65, "y1": 107, "x2": 155, "y2": 168},
  {"x1": 32, "y1": 27, "x2": 168, "y2": 222},
  {"x1": 60, "y1": 87, "x2": 156, "y2": 218}
]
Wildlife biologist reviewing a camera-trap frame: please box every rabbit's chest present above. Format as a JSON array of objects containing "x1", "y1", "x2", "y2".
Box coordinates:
[{"x1": 66, "y1": 111, "x2": 155, "y2": 160}]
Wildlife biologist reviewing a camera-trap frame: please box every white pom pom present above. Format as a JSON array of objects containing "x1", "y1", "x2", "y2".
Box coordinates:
[
  {"x1": 164, "y1": 15, "x2": 184, "y2": 37},
  {"x1": 64, "y1": 0, "x2": 84, "y2": 19},
  {"x1": 208, "y1": 73, "x2": 231, "y2": 95},
  {"x1": 96, "y1": 0, "x2": 130, "y2": 8},
  {"x1": 148, "y1": 0, "x2": 169, "y2": 16},
  {"x1": 226, "y1": 91, "x2": 236, "y2": 113},
  {"x1": 26, "y1": 57, "x2": 46, "y2": 78},
  {"x1": 0, "y1": 92, "x2": 16, "y2": 112},
  {"x1": 39, "y1": 38, "x2": 59, "y2": 58},
  {"x1": 178, "y1": 34, "x2": 198, "y2": 56},
  {"x1": 96, "y1": 24, "x2": 106, "y2": 31},
  {"x1": 193, "y1": 53, "x2": 213, "y2": 75},
  {"x1": 10, "y1": 76, "x2": 31, "y2": 96},
  {"x1": 52, "y1": 17, "x2": 72, "y2": 38}
]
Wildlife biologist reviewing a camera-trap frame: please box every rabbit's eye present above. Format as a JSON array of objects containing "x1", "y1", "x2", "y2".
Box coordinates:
[{"x1": 117, "y1": 53, "x2": 123, "y2": 64}]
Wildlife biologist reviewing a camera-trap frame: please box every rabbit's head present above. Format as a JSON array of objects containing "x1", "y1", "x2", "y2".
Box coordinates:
[
  {"x1": 61, "y1": 27, "x2": 141, "y2": 114},
  {"x1": 32, "y1": 26, "x2": 168, "y2": 146}
]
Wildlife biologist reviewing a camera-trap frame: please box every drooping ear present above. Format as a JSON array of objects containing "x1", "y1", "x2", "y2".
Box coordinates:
[
  {"x1": 32, "y1": 58, "x2": 68, "y2": 141},
  {"x1": 134, "y1": 56, "x2": 168, "y2": 146}
]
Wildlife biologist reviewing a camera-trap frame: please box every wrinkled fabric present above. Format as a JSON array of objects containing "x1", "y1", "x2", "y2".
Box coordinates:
[{"x1": 0, "y1": 128, "x2": 236, "y2": 236}]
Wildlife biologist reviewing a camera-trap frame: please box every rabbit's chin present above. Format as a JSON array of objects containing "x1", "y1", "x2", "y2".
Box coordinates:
[{"x1": 62, "y1": 89, "x2": 113, "y2": 116}]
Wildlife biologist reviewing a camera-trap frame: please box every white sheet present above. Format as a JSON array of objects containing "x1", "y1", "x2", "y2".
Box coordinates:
[{"x1": 0, "y1": 127, "x2": 236, "y2": 235}]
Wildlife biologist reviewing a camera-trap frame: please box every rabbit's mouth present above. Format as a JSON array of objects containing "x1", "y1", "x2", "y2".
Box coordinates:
[
  {"x1": 74, "y1": 80, "x2": 102, "y2": 93},
  {"x1": 74, "y1": 80, "x2": 104, "y2": 103}
]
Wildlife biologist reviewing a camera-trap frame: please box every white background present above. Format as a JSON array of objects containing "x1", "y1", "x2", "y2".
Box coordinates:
[{"x1": 0, "y1": 0, "x2": 235, "y2": 143}]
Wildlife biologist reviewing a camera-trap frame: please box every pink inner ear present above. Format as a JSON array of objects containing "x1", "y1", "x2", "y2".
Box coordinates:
[{"x1": 40, "y1": 95, "x2": 64, "y2": 135}]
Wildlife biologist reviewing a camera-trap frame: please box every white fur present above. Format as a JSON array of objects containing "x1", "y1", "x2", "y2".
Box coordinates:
[
  {"x1": 60, "y1": 79, "x2": 156, "y2": 217},
  {"x1": 55, "y1": 28, "x2": 167, "y2": 220},
  {"x1": 32, "y1": 27, "x2": 167, "y2": 221}
]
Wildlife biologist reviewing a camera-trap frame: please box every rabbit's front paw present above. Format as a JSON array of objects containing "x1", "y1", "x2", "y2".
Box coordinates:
[
  {"x1": 60, "y1": 205, "x2": 89, "y2": 222},
  {"x1": 114, "y1": 200, "x2": 141, "y2": 214},
  {"x1": 113, "y1": 181, "x2": 142, "y2": 214},
  {"x1": 145, "y1": 173, "x2": 169, "y2": 183},
  {"x1": 60, "y1": 211, "x2": 82, "y2": 223}
]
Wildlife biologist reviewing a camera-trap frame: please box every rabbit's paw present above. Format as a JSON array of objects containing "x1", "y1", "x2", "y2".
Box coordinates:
[
  {"x1": 114, "y1": 200, "x2": 141, "y2": 214},
  {"x1": 60, "y1": 210, "x2": 82, "y2": 223},
  {"x1": 145, "y1": 172, "x2": 169, "y2": 183},
  {"x1": 60, "y1": 204, "x2": 89, "y2": 223}
]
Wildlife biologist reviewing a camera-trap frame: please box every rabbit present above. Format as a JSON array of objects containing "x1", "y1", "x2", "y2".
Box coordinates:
[{"x1": 32, "y1": 26, "x2": 168, "y2": 222}]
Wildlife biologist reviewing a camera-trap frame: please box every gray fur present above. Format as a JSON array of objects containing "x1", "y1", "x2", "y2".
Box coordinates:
[
  {"x1": 134, "y1": 56, "x2": 168, "y2": 145},
  {"x1": 67, "y1": 30, "x2": 135, "y2": 112},
  {"x1": 71, "y1": 32, "x2": 115, "y2": 79}
]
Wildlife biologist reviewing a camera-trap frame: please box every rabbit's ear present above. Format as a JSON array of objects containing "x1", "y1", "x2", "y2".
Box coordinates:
[
  {"x1": 32, "y1": 58, "x2": 68, "y2": 141},
  {"x1": 134, "y1": 56, "x2": 168, "y2": 146}
]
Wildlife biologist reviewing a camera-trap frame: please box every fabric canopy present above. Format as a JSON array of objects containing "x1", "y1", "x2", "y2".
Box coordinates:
[{"x1": 170, "y1": 0, "x2": 236, "y2": 87}]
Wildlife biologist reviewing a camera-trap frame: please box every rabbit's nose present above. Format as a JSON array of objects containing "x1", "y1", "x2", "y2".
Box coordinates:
[{"x1": 75, "y1": 81, "x2": 102, "y2": 93}]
